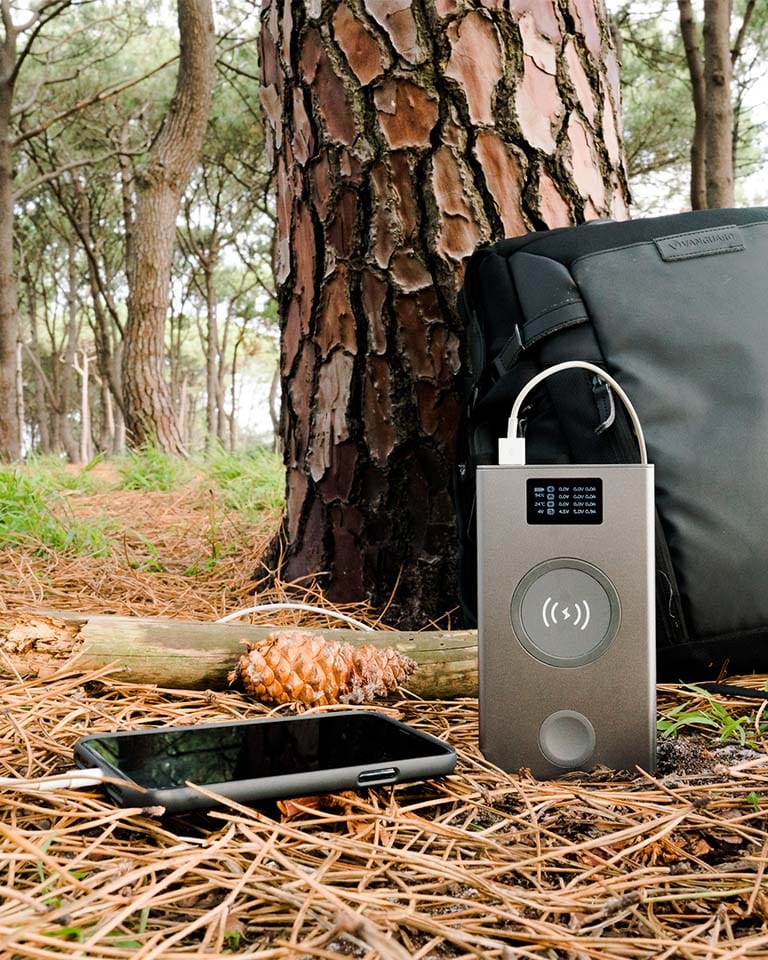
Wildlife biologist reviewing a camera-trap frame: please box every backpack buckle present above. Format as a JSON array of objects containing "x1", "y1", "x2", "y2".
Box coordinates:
[{"x1": 492, "y1": 324, "x2": 524, "y2": 379}]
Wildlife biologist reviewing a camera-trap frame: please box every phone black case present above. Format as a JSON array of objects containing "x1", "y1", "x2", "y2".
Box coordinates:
[{"x1": 74, "y1": 710, "x2": 456, "y2": 813}]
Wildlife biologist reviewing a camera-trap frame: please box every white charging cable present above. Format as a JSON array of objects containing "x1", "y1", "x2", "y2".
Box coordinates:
[
  {"x1": 499, "y1": 360, "x2": 649, "y2": 466},
  {"x1": 216, "y1": 602, "x2": 375, "y2": 631},
  {"x1": 0, "y1": 768, "x2": 104, "y2": 792}
]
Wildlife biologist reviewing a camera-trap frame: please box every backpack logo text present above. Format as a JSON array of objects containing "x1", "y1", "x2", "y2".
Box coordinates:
[{"x1": 655, "y1": 225, "x2": 744, "y2": 261}]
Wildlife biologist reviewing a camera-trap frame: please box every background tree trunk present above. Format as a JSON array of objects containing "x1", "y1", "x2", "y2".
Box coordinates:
[
  {"x1": 72, "y1": 176, "x2": 125, "y2": 425},
  {"x1": 678, "y1": 0, "x2": 737, "y2": 210},
  {"x1": 202, "y1": 252, "x2": 221, "y2": 450},
  {"x1": 702, "y1": 0, "x2": 734, "y2": 207},
  {"x1": 261, "y1": 0, "x2": 630, "y2": 626},
  {"x1": 0, "y1": 0, "x2": 80, "y2": 460},
  {"x1": 678, "y1": 0, "x2": 707, "y2": 210},
  {"x1": 0, "y1": 70, "x2": 20, "y2": 460},
  {"x1": 122, "y1": 0, "x2": 215, "y2": 452},
  {"x1": 24, "y1": 278, "x2": 52, "y2": 454}
]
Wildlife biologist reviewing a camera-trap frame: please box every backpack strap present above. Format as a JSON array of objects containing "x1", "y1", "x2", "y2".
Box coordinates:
[
  {"x1": 492, "y1": 254, "x2": 591, "y2": 378},
  {"x1": 492, "y1": 325, "x2": 524, "y2": 378}
]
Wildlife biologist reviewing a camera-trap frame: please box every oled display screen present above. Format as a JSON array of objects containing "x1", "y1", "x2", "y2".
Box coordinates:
[{"x1": 527, "y1": 478, "x2": 603, "y2": 525}]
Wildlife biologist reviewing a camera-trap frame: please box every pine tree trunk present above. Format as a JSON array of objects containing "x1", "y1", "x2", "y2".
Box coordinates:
[
  {"x1": 702, "y1": 0, "x2": 734, "y2": 208},
  {"x1": 25, "y1": 281, "x2": 52, "y2": 454},
  {"x1": 15, "y1": 338, "x2": 24, "y2": 451},
  {"x1": 261, "y1": 0, "x2": 629, "y2": 625},
  {"x1": 74, "y1": 177, "x2": 125, "y2": 422},
  {"x1": 678, "y1": 0, "x2": 707, "y2": 210},
  {"x1": 0, "y1": 76, "x2": 20, "y2": 460},
  {"x1": 122, "y1": 0, "x2": 215, "y2": 453}
]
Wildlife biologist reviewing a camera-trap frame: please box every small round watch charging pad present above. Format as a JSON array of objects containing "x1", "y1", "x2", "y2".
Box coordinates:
[{"x1": 538, "y1": 710, "x2": 596, "y2": 768}]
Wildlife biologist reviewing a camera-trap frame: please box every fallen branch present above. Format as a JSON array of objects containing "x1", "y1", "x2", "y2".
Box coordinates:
[{"x1": 2, "y1": 611, "x2": 478, "y2": 698}]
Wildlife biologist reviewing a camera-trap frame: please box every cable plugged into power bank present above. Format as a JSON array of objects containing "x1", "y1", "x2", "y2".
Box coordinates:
[
  {"x1": 497, "y1": 435, "x2": 528, "y2": 466},
  {"x1": 479, "y1": 359, "x2": 657, "y2": 778},
  {"x1": 499, "y1": 360, "x2": 649, "y2": 466}
]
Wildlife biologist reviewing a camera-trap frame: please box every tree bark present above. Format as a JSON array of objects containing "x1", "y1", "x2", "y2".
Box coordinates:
[
  {"x1": 0, "y1": 52, "x2": 20, "y2": 460},
  {"x1": 205, "y1": 259, "x2": 217, "y2": 448},
  {"x1": 15, "y1": 337, "x2": 24, "y2": 451},
  {"x1": 268, "y1": 359, "x2": 281, "y2": 452},
  {"x1": 24, "y1": 275, "x2": 52, "y2": 453},
  {"x1": 216, "y1": 315, "x2": 229, "y2": 446},
  {"x1": 261, "y1": 0, "x2": 630, "y2": 626},
  {"x1": 52, "y1": 237, "x2": 81, "y2": 463},
  {"x1": 122, "y1": 0, "x2": 215, "y2": 453},
  {"x1": 72, "y1": 350, "x2": 93, "y2": 464},
  {"x1": 678, "y1": 0, "x2": 707, "y2": 210},
  {"x1": 702, "y1": 0, "x2": 734, "y2": 208}
]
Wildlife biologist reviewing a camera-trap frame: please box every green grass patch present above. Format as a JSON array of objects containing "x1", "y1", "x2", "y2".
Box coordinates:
[
  {"x1": 115, "y1": 444, "x2": 193, "y2": 491},
  {"x1": 0, "y1": 467, "x2": 113, "y2": 555},
  {"x1": 203, "y1": 447, "x2": 285, "y2": 521},
  {"x1": 657, "y1": 684, "x2": 754, "y2": 746},
  {"x1": 0, "y1": 446, "x2": 284, "y2": 562},
  {"x1": 21, "y1": 453, "x2": 102, "y2": 496}
]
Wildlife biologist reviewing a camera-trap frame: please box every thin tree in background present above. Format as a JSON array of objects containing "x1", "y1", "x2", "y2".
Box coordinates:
[
  {"x1": 613, "y1": 1, "x2": 764, "y2": 213},
  {"x1": 678, "y1": 0, "x2": 757, "y2": 209},
  {"x1": 678, "y1": 0, "x2": 708, "y2": 208},
  {"x1": 0, "y1": 0, "x2": 76, "y2": 460},
  {"x1": 262, "y1": 0, "x2": 630, "y2": 625},
  {"x1": 0, "y1": 2, "x2": 179, "y2": 460},
  {"x1": 122, "y1": 0, "x2": 215, "y2": 452},
  {"x1": 178, "y1": 81, "x2": 267, "y2": 452},
  {"x1": 702, "y1": 0, "x2": 734, "y2": 207}
]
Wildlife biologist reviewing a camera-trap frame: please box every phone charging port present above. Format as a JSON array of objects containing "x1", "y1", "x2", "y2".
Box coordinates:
[{"x1": 357, "y1": 767, "x2": 398, "y2": 786}]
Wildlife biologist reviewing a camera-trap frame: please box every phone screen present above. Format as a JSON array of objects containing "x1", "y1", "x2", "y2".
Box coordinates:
[{"x1": 81, "y1": 714, "x2": 453, "y2": 790}]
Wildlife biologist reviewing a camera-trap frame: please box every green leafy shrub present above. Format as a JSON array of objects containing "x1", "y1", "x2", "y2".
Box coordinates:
[{"x1": 657, "y1": 685, "x2": 753, "y2": 746}]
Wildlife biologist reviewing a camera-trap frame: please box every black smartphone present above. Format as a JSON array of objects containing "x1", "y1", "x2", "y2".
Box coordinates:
[{"x1": 74, "y1": 710, "x2": 457, "y2": 813}]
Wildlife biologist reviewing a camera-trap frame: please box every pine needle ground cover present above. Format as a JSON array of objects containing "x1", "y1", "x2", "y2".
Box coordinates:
[{"x1": 1, "y1": 458, "x2": 768, "y2": 958}]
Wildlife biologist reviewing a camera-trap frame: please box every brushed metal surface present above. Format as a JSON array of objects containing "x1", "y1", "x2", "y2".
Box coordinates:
[{"x1": 478, "y1": 464, "x2": 656, "y2": 778}]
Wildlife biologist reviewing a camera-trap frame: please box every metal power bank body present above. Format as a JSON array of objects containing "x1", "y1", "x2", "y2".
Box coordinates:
[{"x1": 478, "y1": 463, "x2": 656, "y2": 779}]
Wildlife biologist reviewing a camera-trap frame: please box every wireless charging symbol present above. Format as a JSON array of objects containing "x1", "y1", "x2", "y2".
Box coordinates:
[
  {"x1": 511, "y1": 559, "x2": 621, "y2": 667},
  {"x1": 542, "y1": 597, "x2": 591, "y2": 631}
]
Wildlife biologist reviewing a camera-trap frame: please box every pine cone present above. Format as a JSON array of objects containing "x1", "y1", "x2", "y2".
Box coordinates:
[{"x1": 228, "y1": 630, "x2": 417, "y2": 706}]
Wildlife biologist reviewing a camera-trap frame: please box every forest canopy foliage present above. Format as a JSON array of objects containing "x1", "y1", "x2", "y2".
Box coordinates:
[
  {"x1": 7, "y1": 0, "x2": 768, "y2": 466},
  {"x1": 9, "y1": 0, "x2": 274, "y2": 462},
  {"x1": 612, "y1": 0, "x2": 768, "y2": 212}
]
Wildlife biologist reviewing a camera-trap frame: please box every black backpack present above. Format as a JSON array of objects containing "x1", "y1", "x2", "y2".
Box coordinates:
[{"x1": 456, "y1": 207, "x2": 768, "y2": 681}]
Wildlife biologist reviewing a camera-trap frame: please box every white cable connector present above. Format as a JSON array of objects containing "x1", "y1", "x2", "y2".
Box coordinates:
[
  {"x1": 500, "y1": 360, "x2": 649, "y2": 466},
  {"x1": 497, "y1": 436, "x2": 528, "y2": 466},
  {"x1": 0, "y1": 768, "x2": 104, "y2": 792}
]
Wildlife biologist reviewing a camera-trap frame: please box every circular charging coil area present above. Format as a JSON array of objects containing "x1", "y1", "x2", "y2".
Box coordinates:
[{"x1": 510, "y1": 558, "x2": 621, "y2": 667}]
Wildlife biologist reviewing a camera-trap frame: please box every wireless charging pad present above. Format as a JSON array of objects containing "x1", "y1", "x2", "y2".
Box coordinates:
[{"x1": 477, "y1": 463, "x2": 656, "y2": 778}]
